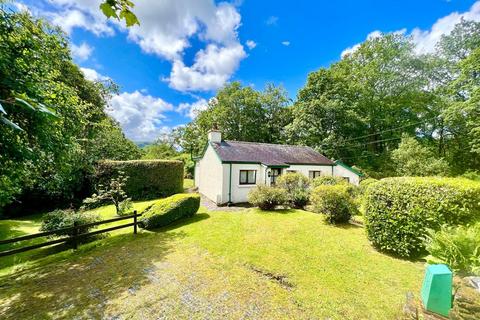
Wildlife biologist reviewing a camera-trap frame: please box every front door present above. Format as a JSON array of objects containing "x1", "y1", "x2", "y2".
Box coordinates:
[{"x1": 270, "y1": 168, "x2": 282, "y2": 185}]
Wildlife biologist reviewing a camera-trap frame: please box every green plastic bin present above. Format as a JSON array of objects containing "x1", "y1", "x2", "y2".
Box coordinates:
[{"x1": 421, "y1": 264, "x2": 452, "y2": 317}]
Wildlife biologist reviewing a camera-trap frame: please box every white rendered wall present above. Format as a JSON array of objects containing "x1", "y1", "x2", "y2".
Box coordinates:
[
  {"x1": 196, "y1": 144, "x2": 224, "y2": 203},
  {"x1": 333, "y1": 165, "x2": 360, "y2": 185}
]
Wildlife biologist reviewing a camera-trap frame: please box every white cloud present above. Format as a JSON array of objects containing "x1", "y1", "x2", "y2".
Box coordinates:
[
  {"x1": 71, "y1": 42, "x2": 93, "y2": 61},
  {"x1": 45, "y1": 0, "x2": 115, "y2": 36},
  {"x1": 14, "y1": 2, "x2": 31, "y2": 13},
  {"x1": 411, "y1": 1, "x2": 480, "y2": 54},
  {"x1": 265, "y1": 16, "x2": 279, "y2": 26},
  {"x1": 168, "y1": 43, "x2": 246, "y2": 91},
  {"x1": 107, "y1": 91, "x2": 174, "y2": 142},
  {"x1": 281, "y1": 41, "x2": 290, "y2": 46},
  {"x1": 80, "y1": 67, "x2": 109, "y2": 82},
  {"x1": 246, "y1": 40, "x2": 257, "y2": 50},
  {"x1": 177, "y1": 99, "x2": 209, "y2": 119},
  {"x1": 33, "y1": 0, "x2": 246, "y2": 92},
  {"x1": 341, "y1": 30, "x2": 383, "y2": 58},
  {"x1": 341, "y1": 1, "x2": 480, "y2": 57}
]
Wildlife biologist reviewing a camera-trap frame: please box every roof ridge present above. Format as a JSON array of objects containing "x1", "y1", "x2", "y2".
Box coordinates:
[{"x1": 224, "y1": 140, "x2": 310, "y2": 148}]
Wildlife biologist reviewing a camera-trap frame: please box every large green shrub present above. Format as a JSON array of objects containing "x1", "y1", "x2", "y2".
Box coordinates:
[
  {"x1": 310, "y1": 185, "x2": 358, "y2": 224},
  {"x1": 139, "y1": 193, "x2": 200, "y2": 229},
  {"x1": 248, "y1": 185, "x2": 288, "y2": 210},
  {"x1": 95, "y1": 160, "x2": 183, "y2": 200},
  {"x1": 41, "y1": 209, "x2": 100, "y2": 237},
  {"x1": 426, "y1": 224, "x2": 480, "y2": 275},
  {"x1": 311, "y1": 175, "x2": 348, "y2": 187},
  {"x1": 364, "y1": 177, "x2": 480, "y2": 257},
  {"x1": 276, "y1": 172, "x2": 310, "y2": 208}
]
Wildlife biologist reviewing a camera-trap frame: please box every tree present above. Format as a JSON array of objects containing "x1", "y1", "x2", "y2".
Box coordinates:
[
  {"x1": 287, "y1": 33, "x2": 434, "y2": 176},
  {"x1": 0, "y1": 8, "x2": 141, "y2": 213},
  {"x1": 100, "y1": 0, "x2": 139, "y2": 27},
  {"x1": 174, "y1": 82, "x2": 292, "y2": 155},
  {"x1": 82, "y1": 171, "x2": 131, "y2": 215},
  {"x1": 391, "y1": 135, "x2": 449, "y2": 176}
]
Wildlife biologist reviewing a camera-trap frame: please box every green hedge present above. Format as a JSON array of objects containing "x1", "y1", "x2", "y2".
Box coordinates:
[
  {"x1": 139, "y1": 193, "x2": 200, "y2": 229},
  {"x1": 95, "y1": 160, "x2": 183, "y2": 200},
  {"x1": 364, "y1": 177, "x2": 480, "y2": 257}
]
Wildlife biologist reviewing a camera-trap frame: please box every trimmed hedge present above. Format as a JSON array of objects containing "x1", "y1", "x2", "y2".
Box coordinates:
[
  {"x1": 139, "y1": 193, "x2": 200, "y2": 229},
  {"x1": 364, "y1": 177, "x2": 480, "y2": 257},
  {"x1": 95, "y1": 160, "x2": 183, "y2": 200}
]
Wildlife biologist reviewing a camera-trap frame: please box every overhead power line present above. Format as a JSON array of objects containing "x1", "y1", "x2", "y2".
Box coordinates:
[{"x1": 339, "y1": 116, "x2": 438, "y2": 144}]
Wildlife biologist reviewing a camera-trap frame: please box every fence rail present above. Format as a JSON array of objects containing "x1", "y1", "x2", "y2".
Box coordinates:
[{"x1": 0, "y1": 210, "x2": 142, "y2": 258}]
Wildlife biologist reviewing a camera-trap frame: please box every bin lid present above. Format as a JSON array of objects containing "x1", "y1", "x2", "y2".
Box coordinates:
[{"x1": 427, "y1": 264, "x2": 451, "y2": 275}]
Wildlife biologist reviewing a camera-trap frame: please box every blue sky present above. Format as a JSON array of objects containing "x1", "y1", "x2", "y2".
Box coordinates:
[{"x1": 15, "y1": 0, "x2": 480, "y2": 142}]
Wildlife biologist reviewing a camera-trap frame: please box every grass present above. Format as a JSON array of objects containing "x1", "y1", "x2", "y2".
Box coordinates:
[{"x1": 0, "y1": 204, "x2": 424, "y2": 319}]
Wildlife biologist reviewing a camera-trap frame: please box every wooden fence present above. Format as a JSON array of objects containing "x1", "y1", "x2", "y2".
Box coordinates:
[{"x1": 0, "y1": 210, "x2": 142, "y2": 258}]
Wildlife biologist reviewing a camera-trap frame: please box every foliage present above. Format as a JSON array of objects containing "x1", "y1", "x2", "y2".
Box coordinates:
[
  {"x1": 364, "y1": 177, "x2": 480, "y2": 257},
  {"x1": 0, "y1": 8, "x2": 140, "y2": 214},
  {"x1": 311, "y1": 175, "x2": 349, "y2": 187},
  {"x1": 40, "y1": 209, "x2": 99, "y2": 237},
  {"x1": 391, "y1": 135, "x2": 449, "y2": 176},
  {"x1": 462, "y1": 171, "x2": 480, "y2": 181},
  {"x1": 276, "y1": 172, "x2": 310, "y2": 208},
  {"x1": 100, "y1": 0, "x2": 139, "y2": 27},
  {"x1": 95, "y1": 160, "x2": 183, "y2": 200},
  {"x1": 173, "y1": 82, "x2": 292, "y2": 155},
  {"x1": 425, "y1": 224, "x2": 480, "y2": 275},
  {"x1": 82, "y1": 171, "x2": 130, "y2": 215},
  {"x1": 139, "y1": 193, "x2": 200, "y2": 229},
  {"x1": 359, "y1": 178, "x2": 378, "y2": 193},
  {"x1": 247, "y1": 185, "x2": 288, "y2": 210},
  {"x1": 310, "y1": 185, "x2": 357, "y2": 224},
  {"x1": 142, "y1": 141, "x2": 194, "y2": 178}
]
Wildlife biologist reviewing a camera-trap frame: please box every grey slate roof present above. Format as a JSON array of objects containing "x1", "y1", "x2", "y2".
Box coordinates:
[{"x1": 210, "y1": 140, "x2": 334, "y2": 166}]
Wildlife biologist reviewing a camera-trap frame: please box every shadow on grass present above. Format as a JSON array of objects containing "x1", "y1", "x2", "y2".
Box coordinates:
[
  {"x1": 149, "y1": 213, "x2": 210, "y2": 233},
  {"x1": 0, "y1": 227, "x2": 187, "y2": 319}
]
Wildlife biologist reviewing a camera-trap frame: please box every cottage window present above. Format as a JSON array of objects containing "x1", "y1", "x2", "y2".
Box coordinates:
[
  {"x1": 309, "y1": 171, "x2": 322, "y2": 179},
  {"x1": 240, "y1": 170, "x2": 256, "y2": 185},
  {"x1": 343, "y1": 177, "x2": 350, "y2": 183}
]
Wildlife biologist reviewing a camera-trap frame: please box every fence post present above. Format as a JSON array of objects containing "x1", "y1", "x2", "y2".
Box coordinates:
[
  {"x1": 73, "y1": 220, "x2": 78, "y2": 250},
  {"x1": 133, "y1": 210, "x2": 137, "y2": 234}
]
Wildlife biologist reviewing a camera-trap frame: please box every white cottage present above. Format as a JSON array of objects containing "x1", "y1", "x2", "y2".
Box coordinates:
[{"x1": 194, "y1": 130, "x2": 362, "y2": 205}]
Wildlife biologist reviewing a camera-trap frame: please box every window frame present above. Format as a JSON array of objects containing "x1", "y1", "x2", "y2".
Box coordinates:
[
  {"x1": 239, "y1": 170, "x2": 257, "y2": 185},
  {"x1": 309, "y1": 170, "x2": 322, "y2": 179}
]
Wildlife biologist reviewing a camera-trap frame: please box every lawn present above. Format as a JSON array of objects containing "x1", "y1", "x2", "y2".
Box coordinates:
[{"x1": 0, "y1": 202, "x2": 424, "y2": 319}]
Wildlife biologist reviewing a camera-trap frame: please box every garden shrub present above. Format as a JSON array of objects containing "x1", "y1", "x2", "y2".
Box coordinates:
[
  {"x1": 359, "y1": 178, "x2": 378, "y2": 194},
  {"x1": 248, "y1": 185, "x2": 288, "y2": 210},
  {"x1": 276, "y1": 172, "x2": 310, "y2": 208},
  {"x1": 41, "y1": 209, "x2": 100, "y2": 237},
  {"x1": 95, "y1": 160, "x2": 183, "y2": 200},
  {"x1": 364, "y1": 177, "x2": 480, "y2": 258},
  {"x1": 310, "y1": 185, "x2": 357, "y2": 224},
  {"x1": 139, "y1": 193, "x2": 200, "y2": 229},
  {"x1": 311, "y1": 175, "x2": 348, "y2": 187},
  {"x1": 426, "y1": 224, "x2": 480, "y2": 275}
]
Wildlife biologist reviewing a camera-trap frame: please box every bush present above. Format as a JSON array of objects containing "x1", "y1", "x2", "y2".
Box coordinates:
[
  {"x1": 41, "y1": 209, "x2": 100, "y2": 237},
  {"x1": 364, "y1": 177, "x2": 480, "y2": 257},
  {"x1": 95, "y1": 160, "x2": 183, "y2": 200},
  {"x1": 310, "y1": 185, "x2": 357, "y2": 224},
  {"x1": 276, "y1": 172, "x2": 310, "y2": 208},
  {"x1": 311, "y1": 175, "x2": 348, "y2": 187},
  {"x1": 359, "y1": 178, "x2": 378, "y2": 194},
  {"x1": 139, "y1": 193, "x2": 200, "y2": 229},
  {"x1": 426, "y1": 224, "x2": 480, "y2": 275},
  {"x1": 248, "y1": 185, "x2": 288, "y2": 210}
]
